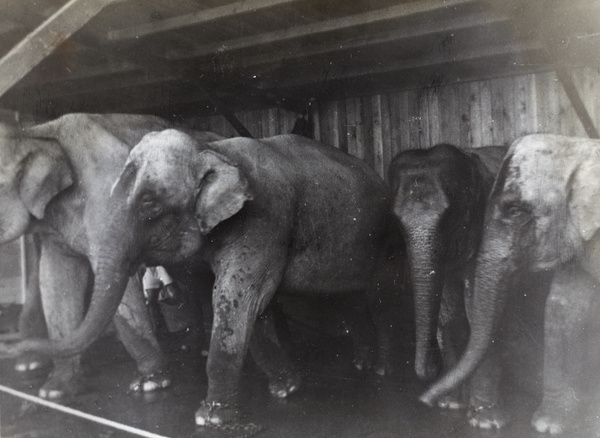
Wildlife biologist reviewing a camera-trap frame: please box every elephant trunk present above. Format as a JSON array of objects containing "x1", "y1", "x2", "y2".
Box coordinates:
[
  {"x1": 0, "y1": 211, "x2": 134, "y2": 359},
  {"x1": 419, "y1": 230, "x2": 513, "y2": 406},
  {"x1": 406, "y1": 229, "x2": 445, "y2": 381}
]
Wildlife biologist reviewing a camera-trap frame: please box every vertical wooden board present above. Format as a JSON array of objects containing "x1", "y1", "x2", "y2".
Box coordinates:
[
  {"x1": 457, "y1": 82, "x2": 472, "y2": 148},
  {"x1": 372, "y1": 95, "x2": 385, "y2": 178},
  {"x1": 428, "y1": 87, "x2": 442, "y2": 146},
  {"x1": 556, "y1": 73, "x2": 581, "y2": 137},
  {"x1": 479, "y1": 79, "x2": 494, "y2": 147},
  {"x1": 468, "y1": 81, "x2": 482, "y2": 147},
  {"x1": 407, "y1": 89, "x2": 422, "y2": 150},
  {"x1": 254, "y1": 109, "x2": 264, "y2": 138},
  {"x1": 277, "y1": 108, "x2": 288, "y2": 135},
  {"x1": 388, "y1": 91, "x2": 401, "y2": 156},
  {"x1": 513, "y1": 74, "x2": 530, "y2": 139},
  {"x1": 346, "y1": 97, "x2": 359, "y2": 158},
  {"x1": 331, "y1": 100, "x2": 341, "y2": 149},
  {"x1": 312, "y1": 101, "x2": 321, "y2": 141},
  {"x1": 535, "y1": 71, "x2": 557, "y2": 134},
  {"x1": 500, "y1": 77, "x2": 517, "y2": 145},
  {"x1": 397, "y1": 91, "x2": 410, "y2": 153},
  {"x1": 526, "y1": 73, "x2": 538, "y2": 135},
  {"x1": 438, "y1": 84, "x2": 460, "y2": 146},
  {"x1": 490, "y1": 78, "x2": 505, "y2": 145},
  {"x1": 417, "y1": 88, "x2": 430, "y2": 149},
  {"x1": 360, "y1": 95, "x2": 373, "y2": 167},
  {"x1": 319, "y1": 100, "x2": 335, "y2": 148},
  {"x1": 336, "y1": 98, "x2": 348, "y2": 153},
  {"x1": 380, "y1": 93, "x2": 393, "y2": 180},
  {"x1": 267, "y1": 108, "x2": 278, "y2": 136}
]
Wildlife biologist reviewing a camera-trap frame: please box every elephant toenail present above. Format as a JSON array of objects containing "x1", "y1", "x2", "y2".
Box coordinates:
[{"x1": 142, "y1": 381, "x2": 159, "y2": 392}]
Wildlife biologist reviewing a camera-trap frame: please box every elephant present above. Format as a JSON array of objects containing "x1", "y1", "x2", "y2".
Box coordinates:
[
  {"x1": 2, "y1": 129, "x2": 401, "y2": 426},
  {"x1": 389, "y1": 144, "x2": 507, "y2": 411},
  {"x1": 0, "y1": 113, "x2": 223, "y2": 399},
  {"x1": 420, "y1": 134, "x2": 600, "y2": 434}
]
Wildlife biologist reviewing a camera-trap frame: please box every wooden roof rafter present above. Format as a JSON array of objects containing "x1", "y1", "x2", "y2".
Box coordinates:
[{"x1": 0, "y1": 0, "x2": 125, "y2": 99}]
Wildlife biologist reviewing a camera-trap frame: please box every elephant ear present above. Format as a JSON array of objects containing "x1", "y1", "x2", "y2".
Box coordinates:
[
  {"x1": 194, "y1": 150, "x2": 253, "y2": 234},
  {"x1": 569, "y1": 159, "x2": 600, "y2": 241},
  {"x1": 19, "y1": 141, "x2": 74, "y2": 219}
]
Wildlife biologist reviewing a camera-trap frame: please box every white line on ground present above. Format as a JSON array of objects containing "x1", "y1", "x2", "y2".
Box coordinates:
[{"x1": 0, "y1": 383, "x2": 171, "y2": 438}]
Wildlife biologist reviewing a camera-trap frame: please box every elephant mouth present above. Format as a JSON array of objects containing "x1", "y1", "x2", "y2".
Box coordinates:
[{"x1": 531, "y1": 257, "x2": 560, "y2": 271}]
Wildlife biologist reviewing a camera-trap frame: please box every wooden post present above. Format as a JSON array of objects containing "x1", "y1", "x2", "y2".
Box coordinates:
[{"x1": 0, "y1": 0, "x2": 124, "y2": 99}]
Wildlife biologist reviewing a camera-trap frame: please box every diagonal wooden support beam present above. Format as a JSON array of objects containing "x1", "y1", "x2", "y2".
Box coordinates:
[
  {"x1": 555, "y1": 66, "x2": 599, "y2": 138},
  {"x1": 0, "y1": 0, "x2": 124, "y2": 99}
]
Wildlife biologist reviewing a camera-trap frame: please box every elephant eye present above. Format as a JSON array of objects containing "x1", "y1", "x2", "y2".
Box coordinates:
[
  {"x1": 502, "y1": 201, "x2": 529, "y2": 219},
  {"x1": 140, "y1": 194, "x2": 165, "y2": 220}
]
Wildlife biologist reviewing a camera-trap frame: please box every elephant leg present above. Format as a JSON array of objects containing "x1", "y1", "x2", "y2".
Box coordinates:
[
  {"x1": 341, "y1": 292, "x2": 376, "y2": 373},
  {"x1": 531, "y1": 264, "x2": 596, "y2": 435},
  {"x1": 113, "y1": 272, "x2": 171, "y2": 393},
  {"x1": 15, "y1": 235, "x2": 52, "y2": 373},
  {"x1": 436, "y1": 275, "x2": 469, "y2": 409},
  {"x1": 248, "y1": 303, "x2": 300, "y2": 399},
  {"x1": 196, "y1": 254, "x2": 285, "y2": 426},
  {"x1": 38, "y1": 241, "x2": 89, "y2": 399},
  {"x1": 467, "y1": 348, "x2": 507, "y2": 429}
]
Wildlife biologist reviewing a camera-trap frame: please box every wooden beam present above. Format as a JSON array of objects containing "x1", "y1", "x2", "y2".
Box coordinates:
[
  {"x1": 166, "y1": 0, "x2": 479, "y2": 59},
  {"x1": 252, "y1": 40, "x2": 546, "y2": 91},
  {"x1": 234, "y1": 10, "x2": 509, "y2": 69},
  {"x1": 107, "y1": 0, "x2": 298, "y2": 41},
  {"x1": 555, "y1": 66, "x2": 600, "y2": 138},
  {"x1": 0, "y1": 0, "x2": 124, "y2": 99}
]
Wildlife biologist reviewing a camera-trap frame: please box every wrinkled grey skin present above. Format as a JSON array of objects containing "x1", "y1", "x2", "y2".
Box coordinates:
[
  {"x1": 389, "y1": 144, "x2": 507, "y2": 413},
  {"x1": 2, "y1": 130, "x2": 398, "y2": 425},
  {"x1": 0, "y1": 113, "x2": 223, "y2": 399},
  {"x1": 421, "y1": 134, "x2": 600, "y2": 435}
]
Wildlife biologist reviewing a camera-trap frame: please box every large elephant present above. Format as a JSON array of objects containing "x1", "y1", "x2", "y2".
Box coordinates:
[
  {"x1": 420, "y1": 134, "x2": 600, "y2": 434},
  {"x1": 389, "y1": 144, "x2": 507, "y2": 410},
  {"x1": 0, "y1": 113, "x2": 223, "y2": 398},
  {"x1": 3, "y1": 130, "x2": 400, "y2": 426}
]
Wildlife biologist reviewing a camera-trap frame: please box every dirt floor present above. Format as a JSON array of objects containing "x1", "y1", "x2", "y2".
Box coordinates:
[{"x1": 0, "y1": 300, "x2": 599, "y2": 438}]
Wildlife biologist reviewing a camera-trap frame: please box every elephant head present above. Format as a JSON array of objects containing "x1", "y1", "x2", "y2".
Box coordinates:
[
  {"x1": 1, "y1": 129, "x2": 253, "y2": 359},
  {"x1": 0, "y1": 126, "x2": 74, "y2": 243},
  {"x1": 420, "y1": 134, "x2": 600, "y2": 405},
  {"x1": 389, "y1": 144, "x2": 494, "y2": 381}
]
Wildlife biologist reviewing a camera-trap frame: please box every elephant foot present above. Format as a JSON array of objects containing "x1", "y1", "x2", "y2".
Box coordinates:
[
  {"x1": 128, "y1": 370, "x2": 172, "y2": 393},
  {"x1": 468, "y1": 403, "x2": 510, "y2": 430},
  {"x1": 373, "y1": 354, "x2": 393, "y2": 376},
  {"x1": 15, "y1": 352, "x2": 51, "y2": 373},
  {"x1": 531, "y1": 412, "x2": 567, "y2": 435},
  {"x1": 195, "y1": 400, "x2": 241, "y2": 426},
  {"x1": 352, "y1": 346, "x2": 374, "y2": 372},
  {"x1": 531, "y1": 400, "x2": 575, "y2": 435},
  {"x1": 268, "y1": 370, "x2": 301, "y2": 399},
  {"x1": 437, "y1": 393, "x2": 464, "y2": 410},
  {"x1": 39, "y1": 371, "x2": 86, "y2": 400}
]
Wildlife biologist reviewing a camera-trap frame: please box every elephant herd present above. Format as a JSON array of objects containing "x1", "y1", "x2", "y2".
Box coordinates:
[{"x1": 0, "y1": 113, "x2": 598, "y2": 435}]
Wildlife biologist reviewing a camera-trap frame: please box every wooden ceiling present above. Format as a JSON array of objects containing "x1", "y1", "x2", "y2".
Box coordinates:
[{"x1": 0, "y1": 0, "x2": 599, "y2": 121}]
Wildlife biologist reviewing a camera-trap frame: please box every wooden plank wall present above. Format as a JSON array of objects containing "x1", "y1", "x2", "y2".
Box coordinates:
[{"x1": 186, "y1": 67, "x2": 600, "y2": 180}]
